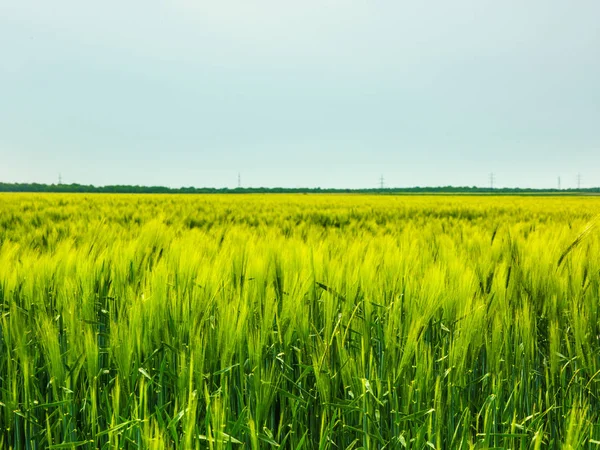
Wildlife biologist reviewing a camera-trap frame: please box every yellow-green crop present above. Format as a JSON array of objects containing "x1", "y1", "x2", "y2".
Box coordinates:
[{"x1": 1, "y1": 193, "x2": 600, "y2": 449}]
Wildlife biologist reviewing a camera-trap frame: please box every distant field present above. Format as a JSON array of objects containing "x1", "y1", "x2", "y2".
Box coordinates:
[{"x1": 1, "y1": 194, "x2": 600, "y2": 449}]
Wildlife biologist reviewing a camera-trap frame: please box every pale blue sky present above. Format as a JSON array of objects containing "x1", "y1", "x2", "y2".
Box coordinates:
[{"x1": 1, "y1": 1, "x2": 598, "y2": 189}]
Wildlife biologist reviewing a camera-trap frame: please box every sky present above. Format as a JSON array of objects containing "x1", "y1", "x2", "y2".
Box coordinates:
[{"x1": 1, "y1": 1, "x2": 599, "y2": 189}]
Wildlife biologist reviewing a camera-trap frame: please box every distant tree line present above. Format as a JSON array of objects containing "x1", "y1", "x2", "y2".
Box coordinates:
[{"x1": 0, "y1": 182, "x2": 599, "y2": 195}]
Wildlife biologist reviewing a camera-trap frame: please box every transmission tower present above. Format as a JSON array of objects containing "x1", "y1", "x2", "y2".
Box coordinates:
[
  {"x1": 577, "y1": 173, "x2": 582, "y2": 190},
  {"x1": 558, "y1": 176, "x2": 561, "y2": 190},
  {"x1": 489, "y1": 172, "x2": 495, "y2": 190},
  {"x1": 58, "y1": 173, "x2": 62, "y2": 185},
  {"x1": 238, "y1": 173, "x2": 241, "y2": 189},
  {"x1": 379, "y1": 175, "x2": 385, "y2": 190}
]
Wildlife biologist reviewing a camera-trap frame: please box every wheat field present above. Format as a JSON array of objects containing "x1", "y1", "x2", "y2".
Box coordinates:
[{"x1": 1, "y1": 193, "x2": 600, "y2": 449}]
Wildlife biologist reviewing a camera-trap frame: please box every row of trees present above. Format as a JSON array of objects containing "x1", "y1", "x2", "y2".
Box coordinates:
[{"x1": 0, "y1": 182, "x2": 598, "y2": 194}]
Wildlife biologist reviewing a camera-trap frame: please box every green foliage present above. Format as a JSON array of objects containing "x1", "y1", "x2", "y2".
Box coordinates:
[
  {"x1": 1, "y1": 181, "x2": 600, "y2": 194},
  {"x1": 1, "y1": 193, "x2": 600, "y2": 449}
]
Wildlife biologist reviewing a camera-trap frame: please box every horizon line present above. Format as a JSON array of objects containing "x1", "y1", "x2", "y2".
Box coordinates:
[{"x1": 1, "y1": 181, "x2": 599, "y2": 193}]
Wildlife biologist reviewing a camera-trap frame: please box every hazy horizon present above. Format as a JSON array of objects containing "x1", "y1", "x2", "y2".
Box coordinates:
[
  {"x1": 2, "y1": 1, "x2": 599, "y2": 189},
  {"x1": 2, "y1": 178, "x2": 599, "y2": 191}
]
